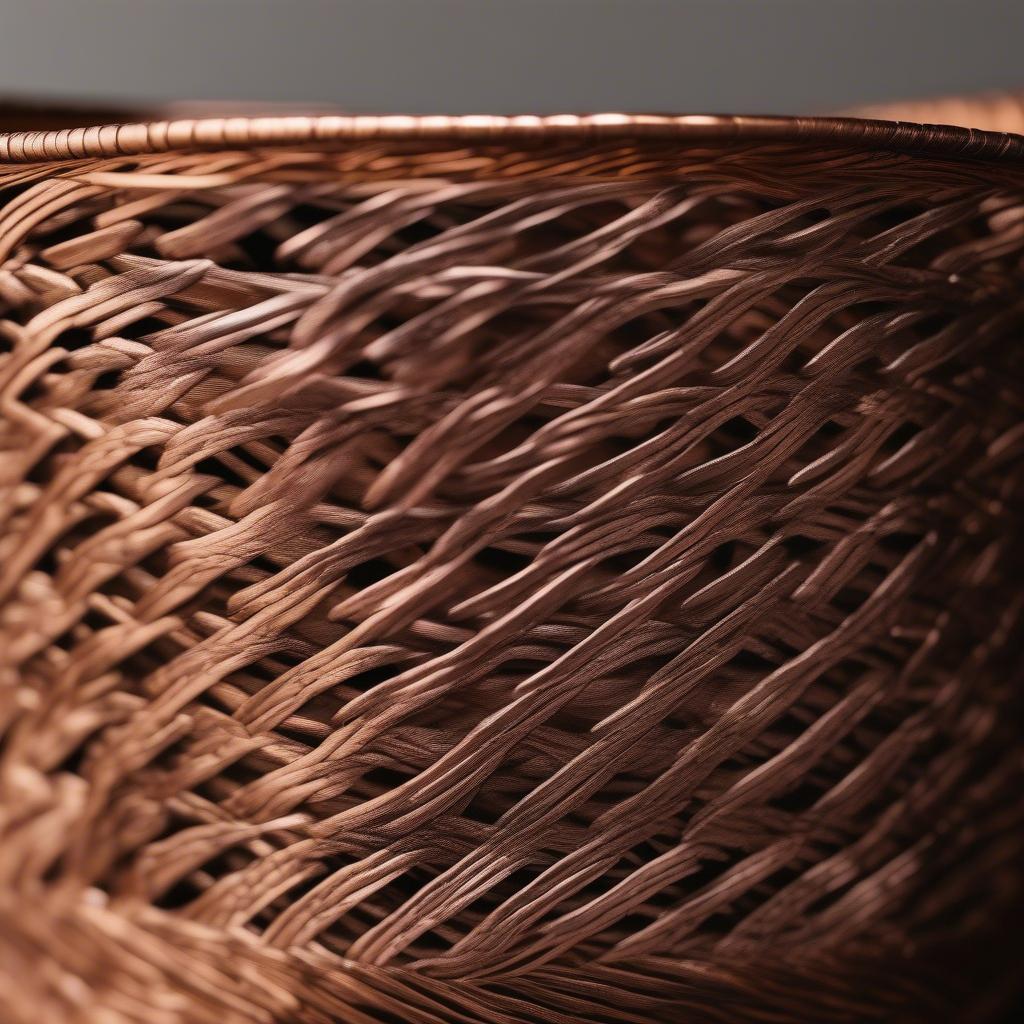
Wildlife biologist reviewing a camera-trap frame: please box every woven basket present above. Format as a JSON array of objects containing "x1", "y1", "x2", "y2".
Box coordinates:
[{"x1": 1, "y1": 101, "x2": 1023, "y2": 1024}]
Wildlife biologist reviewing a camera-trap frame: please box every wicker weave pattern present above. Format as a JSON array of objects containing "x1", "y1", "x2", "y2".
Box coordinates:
[{"x1": 1, "y1": 131, "x2": 1023, "y2": 1023}]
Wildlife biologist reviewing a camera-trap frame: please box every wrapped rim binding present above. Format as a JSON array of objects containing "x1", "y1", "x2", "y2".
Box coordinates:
[{"x1": 1, "y1": 107, "x2": 1024, "y2": 163}]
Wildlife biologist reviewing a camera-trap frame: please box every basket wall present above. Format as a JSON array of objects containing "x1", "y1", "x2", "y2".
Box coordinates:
[{"x1": 1, "y1": 127, "x2": 1023, "y2": 1023}]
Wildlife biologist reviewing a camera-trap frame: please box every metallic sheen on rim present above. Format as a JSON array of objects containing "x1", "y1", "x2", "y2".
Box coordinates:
[{"x1": 2, "y1": 110, "x2": 1024, "y2": 163}]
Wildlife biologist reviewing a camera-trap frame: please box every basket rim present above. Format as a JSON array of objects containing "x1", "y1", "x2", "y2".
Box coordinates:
[{"x1": 2, "y1": 111, "x2": 1024, "y2": 164}]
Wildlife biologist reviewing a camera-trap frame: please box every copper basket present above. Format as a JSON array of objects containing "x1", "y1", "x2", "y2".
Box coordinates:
[{"x1": 1, "y1": 99, "x2": 1023, "y2": 1024}]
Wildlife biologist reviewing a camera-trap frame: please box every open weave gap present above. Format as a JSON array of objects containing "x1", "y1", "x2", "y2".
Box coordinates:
[{"x1": 1, "y1": 137, "x2": 1023, "y2": 1023}]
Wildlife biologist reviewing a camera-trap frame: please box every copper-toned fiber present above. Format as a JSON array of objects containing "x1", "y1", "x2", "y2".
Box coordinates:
[{"x1": 1, "y1": 106, "x2": 1023, "y2": 1024}]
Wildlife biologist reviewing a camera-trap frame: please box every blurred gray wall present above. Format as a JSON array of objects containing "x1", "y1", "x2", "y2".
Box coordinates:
[{"x1": 1, "y1": 0, "x2": 1021, "y2": 115}]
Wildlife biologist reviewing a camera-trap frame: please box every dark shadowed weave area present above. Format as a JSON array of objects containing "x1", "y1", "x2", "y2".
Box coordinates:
[{"x1": 1, "y1": 108, "x2": 1023, "y2": 1023}]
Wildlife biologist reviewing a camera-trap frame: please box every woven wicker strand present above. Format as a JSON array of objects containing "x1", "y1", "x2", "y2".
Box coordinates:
[{"x1": 1, "y1": 105, "x2": 1023, "y2": 1024}]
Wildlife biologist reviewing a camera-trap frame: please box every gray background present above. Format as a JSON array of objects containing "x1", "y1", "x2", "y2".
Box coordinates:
[{"x1": 0, "y1": 0, "x2": 1021, "y2": 116}]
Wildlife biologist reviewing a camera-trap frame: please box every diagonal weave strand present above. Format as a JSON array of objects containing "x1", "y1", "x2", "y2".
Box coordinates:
[{"x1": 1, "y1": 121, "x2": 1023, "y2": 1023}]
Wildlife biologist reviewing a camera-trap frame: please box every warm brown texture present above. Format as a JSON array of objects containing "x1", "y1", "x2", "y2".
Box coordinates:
[
  {"x1": 1, "y1": 107, "x2": 1023, "y2": 1024},
  {"x1": 850, "y1": 89, "x2": 1024, "y2": 136}
]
